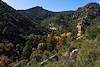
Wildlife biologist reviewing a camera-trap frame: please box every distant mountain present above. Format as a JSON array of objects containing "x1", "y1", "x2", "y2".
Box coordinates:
[
  {"x1": 18, "y1": 6, "x2": 54, "y2": 23},
  {"x1": 19, "y1": 6, "x2": 75, "y2": 33},
  {"x1": 0, "y1": 0, "x2": 100, "y2": 43}
]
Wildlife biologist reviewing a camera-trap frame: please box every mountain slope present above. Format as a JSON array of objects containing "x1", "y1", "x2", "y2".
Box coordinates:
[
  {"x1": 0, "y1": 1, "x2": 100, "y2": 67},
  {"x1": 0, "y1": 1, "x2": 47, "y2": 43},
  {"x1": 19, "y1": 3, "x2": 100, "y2": 36},
  {"x1": 18, "y1": 6, "x2": 54, "y2": 23}
]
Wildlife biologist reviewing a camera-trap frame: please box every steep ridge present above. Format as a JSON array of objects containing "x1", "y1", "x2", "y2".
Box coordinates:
[{"x1": 0, "y1": 0, "x2": 47, "y2": 43}]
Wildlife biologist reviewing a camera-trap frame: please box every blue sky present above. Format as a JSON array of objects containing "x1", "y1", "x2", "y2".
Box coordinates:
[{"x1": 2, "y1": 0, "x2": 100, "y2": 12}]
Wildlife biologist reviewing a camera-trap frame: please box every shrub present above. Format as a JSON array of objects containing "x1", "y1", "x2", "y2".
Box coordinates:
[{"x1": 21, "y1": 38, "x2": 33, "y2": 59}]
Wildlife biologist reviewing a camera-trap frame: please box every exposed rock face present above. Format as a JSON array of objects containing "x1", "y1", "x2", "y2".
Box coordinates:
[
  {"x1": 74, "y1": 3, "x2": 100, "y2": 39},
  {"x1": 77, "y1": 22, "x2": 82, "y2": 37},
  {"x1": 75, "y1": 3, "x2": 100, "y2": 19}
]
